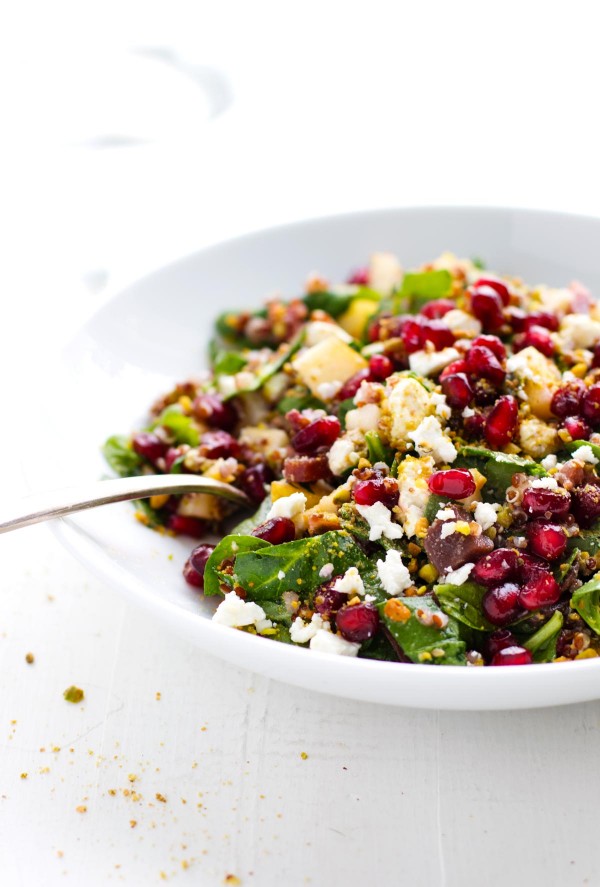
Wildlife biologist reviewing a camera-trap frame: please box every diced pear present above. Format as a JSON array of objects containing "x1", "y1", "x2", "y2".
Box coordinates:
[
  {"x1": 507, "y1": 347, "x2": 561, "y2": 420},
  {"x1": 270, "y1": 480, "x2": 322, "y2": 509},
  {"x1": 291, "y1": 337, "x2": 368, "y2": 396},
  {"x1": 177, "y1": 493, "x2": 225, "y2": 521},
  {"x1": 337, "y1": 298, "x2": 378, "y2": 340}
]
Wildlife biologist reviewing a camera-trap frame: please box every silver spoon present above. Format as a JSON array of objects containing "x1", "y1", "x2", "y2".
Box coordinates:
[{"x1": 0, "y1": 474, "x2": 250, "y2": 534}]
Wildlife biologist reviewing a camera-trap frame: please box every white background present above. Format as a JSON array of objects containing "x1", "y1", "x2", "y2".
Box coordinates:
[{"x1": 2, "y1": 2, "x2": 600, "y2": 884}]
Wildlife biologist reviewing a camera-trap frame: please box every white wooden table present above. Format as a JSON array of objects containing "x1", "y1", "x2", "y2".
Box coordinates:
[{"x1": 3, "y1": 3, "x2": 600, "y2": 883}]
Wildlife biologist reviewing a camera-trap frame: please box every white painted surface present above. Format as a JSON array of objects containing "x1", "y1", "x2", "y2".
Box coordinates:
[{"x1": 3, "y1": 1, "x2": 600, "y2": 884}]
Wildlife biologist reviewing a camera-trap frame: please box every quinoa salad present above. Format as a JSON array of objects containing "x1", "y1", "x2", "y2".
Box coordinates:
[{"x1": 103, "y1": 252, "x2": 600, "y2": 667}]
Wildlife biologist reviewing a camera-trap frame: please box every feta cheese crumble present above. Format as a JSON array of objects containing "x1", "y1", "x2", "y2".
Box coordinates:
[
  {"x1": 473, "y1": 501, "x2": 500, "y2": 531},
  {"x1": 444, "y1": 563, "x2": 475, "y2": 585},
  {"x1": 328, "y1": 438, "x2": 360, "y2": 476},
  {"x1": 376, "y1": 549, "x2": 412, "y2": 596},
  {"x1": 530, "y1": 476, "x2": 559, "y2": 489},
  {"x1": 309, "y1": 628, "x2": 361, "y2": 656},
  {"x1": 431, "y1": 392, "x2": 451, "y2": 420},
  {"x1": 319, "y1": 562, "x2": 334, "y2": 579},
  {"x1": 436, "y1": 507, "x2": 455, "y2": 521},
  {"x1": 440, "y1": 521, "x2": 457, "y2": 539},
  {"x1": 408, "y1": 347, "x2": 460, "y2": 378},
  {"x1": 267, "y1": 492, "x2": 307, "y2": 521},
  {"x1": 290, "y1": 613, "x2": 325, "y2": 644},
  {"x1": 277, "y1": 570, "x2": 286, "y2": 580},
  {"x1": 355, "y1": 501, "x2": 404, "y2": 541},
  {"x1": 316, "y1": 380, "x2": 343, "y2": 400},
  {"x1": 212, "y1": 592, "x2": 273, "y2": 633},
  {"x1": 408, "y1": 416, "x2": 457, "y2": 464},
  {"x1": 573, "y1": 444, "x2": 599, "y2": 465},
  {"x1": 541, "y1": 454, "x2": 558, "y2": 470},
  {"x1": 333, "y1": 567, "x2": 365, "y2": 597}
]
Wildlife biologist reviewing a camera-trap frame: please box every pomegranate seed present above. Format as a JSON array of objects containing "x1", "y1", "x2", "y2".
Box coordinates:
[
  {"x1": 251, "y1": 517, "x2": 296, "y2": 544},
  {"x1": 472, "y1": 548, "x2": 520, "y2": 587},
  {"x1": 239, "y1": 464, "x2": 273, "y2": 503},
  {"x1": 347, "y1": 267, "x2": 369, "y2": 286},
  {"x1": 572, "y1": 481, "x2": 600, "y2": 527},
  {"x1": 466, "y1": 345, "x2": 506, "y2": 386},
  {"x1": 491, "y1": 646, "x2": 533, "y2": 666},
  {"x1": 367, "y1": 316, "x2": 388, "y2": 343},
  {"x1": 582, "y1": 383, "x2": 600, "y2": 427},
  {"x1": 165, "y1": 445, "x2": 186, "y2": 472},
  {"x1": 313, "y1": 581, "x2": 349, "y2": 618},
  {"x1": 551, "y1": 381, "x2": 586, "y2": 418},
  {"x1": 166, "y1": 514, "x2": 206, "y2": 538},
  {"x1": 400, "y1": 318, "x2": 425, "y2": 353},
  {"x1": 522, "y1": 487, "x2": 571, "y2": 517},
  {"x1": 441, "y1": 373, "x2": 473, "y2": 409},
  {"x1": 484, "y1": 395, "x2": 518, "y2": 449},
  {"x1": 473, "y1": 276, "x2": 510, "y2": 306},
  {"x1": 485, "y1": 629, "x2": 519, "y2": 659},
  {"x1": 469, "y1": 286, "x2": 505, "y2": 331},
  {"x1": 421, "y1": 320, "x2": 455, "y2": 351},
  {"x1": 292, "y1": 416, "x2": 341, "y2": 454},
  {"x1": 368, "y1": 353, "x2": 394, "y2": 380},
  {"x1": 519, "y1": 325, "x2": 554, "y2": 357},
  {"x1": 420, "y1": 298, "x2": 455, "y2": 319},
  {"x1": 519, "y1": 552, "x2": 547, "y2": 581},
  {"x1": 482, "y1": 583, "x2": 522, "y2": 626},
  {"x1": 193, "y1": 393, "x2": 237, "y2": 431},
  {"x1": 400, "y1": 317, "x2": 454, "y2": 353},
  {"x1": 428, "y1": 469, "x2": 475, "y2": 499},
  {"x1": 522, "y1": 311, "x2": 559, "y2": 332},
  {"x1": 527, "y1": 521, "x2": 567, "y2": 561},
  {"x1": 519, "y1": 571, "x2": 560, "y2": 610},
  {"x1": 563, "y1": 416, "x2": 591, "y2": 441},
  {"x1": 463, "y1": 411, "x2": 486, "y2": 439},
  {"x1": 440, "y1": 358, "x2": 468, "y2": 381},
  {"x1": 183, "y1": 543, "x2": 216, "y2": 589},
  {"x1": 472, "y1": 379, "x2": 498, "y2": 406},
  {"x1": 183, "y1": 559, "x2": 204, "y2": 588},
  {"x1": 353, "y1": 477, "x2": 399, "y2": 509},
  {"x1": 336, "y1": 602, "x2": 379, "y2": 642},
  {"x1": 592, "y1": 342, "x2": 600, "y2": 369},
  {"x1": 506, "y1": 307, "x2": 527, "y2": 332},
  {"x1": 132, "y1": 432, "x2": 168, "y2": 464},
  {"x1": 199, "y1": 430, "x2": 240, "y2": 459},
  {"x1": 471, "y1": 335, "x2": 506, "y2": 361},
  {"x1": 338, "y1": 368, "x2": 371, "y2": 400}
]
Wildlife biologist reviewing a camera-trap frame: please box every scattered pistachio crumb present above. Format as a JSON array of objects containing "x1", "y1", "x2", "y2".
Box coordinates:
[
  {"x1": 224, "y1": 877, "x2": 241, "y2": 886},
  {"x1": 129, "y1": 820, "x2": 137, "y2": 828},
  {"x1": 128, "y1": 774, "x2": 138, "y2": 783},
  {"x1": 155, "y1": 793, "x2": 167, "y2": 803},
  {"x1": 20, "y1": 772, "x2": 28, "y2": 779},
  {"x1": 25, "y1": 653, "x2": 35, "y2": 664},
  {"x1": 300, "y1": 752, "x2": 308, "y2": 760},
  {"x1": 155, "y1": 692, "x2": 161, "y2": 701},
  {"x1": 63, "y1": 686, "x2": 84, "y2": 704},
  {"x1": 76, "y1": 805, "x2": 87, "y2": 814}
]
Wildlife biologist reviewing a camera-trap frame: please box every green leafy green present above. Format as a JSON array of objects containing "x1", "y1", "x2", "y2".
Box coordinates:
[
  {"x1": 277, "y1": 390, "x2": 326, "y2": 415},
  {"x1": 203, "y1": 535, "x2": 270, "y2": 596},
  {"x1": 567, "y1": 522, "x2": 600, "y2": 556},
  {"x1": 459, "y1": 446, "x2": 547, "y2": 494},
  {"x1": 472, "y1": 257, "x2": 486, "y2": 270},
  {"x1": 231, "y1": 496, "x2": 273, "y2": 536},
  {"x1": 365, "y1": 430, "x2": 393, "y2": 465},
  {"x1": 435, "y1": 581, "x2": 495, "y2": 632},
  {"x1": 133, "y1": 498, "x2": 166, "y2": 529},
  {"x1": 399, "y1": 269, "x2": 452, "y2": 312},
  {"x1": 554, "y1": 549, "x2": 579, "y2": 584},
  {"x1": 424, "y1": 494, "x2": 447, "y2": 524},
  {"x1": 151, "y1": 406, "x2": 200, "y2": 446},
  {"x1": 102, "y1": 435, "x2": 142, "y2": 477},
  {"x1": 564, "y1": 440, "x2": 600, "y2": 462},
  {"x1": 303, "y1": 287, "x2": 381, "y2": 319},
  {"x1": 221, "y1": 330, "x2": 305, "y2": 401},
  {"x1": 212, "y1": 350, "x2": 248, "y2": 375},
  {"x1": 571, "y1": 574, "x2": 600, "y2": 634},
  {"x1": 260, "y1": 600, "x2": 292, "y2": 627},
  {"x1": 358, "y1": 631, "x2": 400, "y2": 662},
  {"x1": 521, "y1": 610, "x2": 563, "y2": 663},
  {"x1": 379, "y1": 596, "x2": 466, "y2": 665},
  {"x1": 337, "y1": 398, "x2": 357, "y2": 430}
]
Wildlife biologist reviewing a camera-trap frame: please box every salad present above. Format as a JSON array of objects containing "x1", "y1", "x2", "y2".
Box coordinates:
[{"x1": 103, "y1": 251, "x2": 600, "y2": 667}]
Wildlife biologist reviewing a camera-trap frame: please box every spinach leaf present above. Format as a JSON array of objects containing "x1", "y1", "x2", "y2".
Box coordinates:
[
  {"x1": 435, "y1": 581, "x2": 495, "y2": 632},
  {"x1": 231, "y1": 496, "x2": 272, "y2": 536},
  {"x1": 337, "y1": 398, "x2": 357, "y2": 430},
  {"x1": 102, "y1": 435, "x2": 143, "y2": 477},
  {"x1": 365, "y1": 430, "x2": 393, "y2": 465},
  {"x1": 571, "y1": 574, "x2": 600, "y2": 634},
  {"x1": 133, "y1": 498, "x2": 166, "y2": 529},
  {"x1": 567, "y1": 523, "x2": 600, "y2": 556},
  {"x1": 303, "y1": 287, "x2": 380, "y2": 319},
  {"x1": 379, "y1": 596, "x2": 466, "y2": 665},
  {"x1": 564, "y1": 440, "x2": 600, "y2": 462},
  {"x1": 472, "y1": 257, "x2": 486, "y2": 270},
  {"x1": 151, "y1": 406, "x2": 200, "y2": 446},
  {"x1": 277, "y1": 390, "x2": 326, "y2": 415},
  {"x1": 424, "y1": 494, "x2": 447, "y2": 524},
  {"x1": 521, "y1": 610, "x2": 563, "y2": 662},
  {"x1": 212, "y1": 350, "x2": 248, "y2": 375},
  {"x1": 260, "y1": 600, "x2": 292, "y2": 627},
  {"x1": 221, "y1": 330, "x2": 305, "y2": 401},
  {"x1": 399, "y1": 269, "x2": 452, "y2": 312},
  {"x1": 234, "y1": 531, "x2": 380, "y2": 602},
  {"x1": 358, "y1": 631, "x2": 400, "y2": 662},
  {"x1": 554, "y1": 549, "x2": 579, "y2": 584},
  {"x1": 459, "y1": 446, "x2": 546, "y2": 494},
  {"x1": 203, "y1": 535, "x2": 270, "y2": 597}
]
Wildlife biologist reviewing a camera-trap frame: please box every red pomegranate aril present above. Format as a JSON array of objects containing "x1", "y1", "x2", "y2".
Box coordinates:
[
  {"x1": 519, "y1": 552, "x2": 547, "y2": 581},
  {"x1": 491, "y1": 646, "x2": 533, "y2": 666},
  {"x1": 466, "y1": 345, "x2": 506, "y2": 386},
  {"x1": 473, "y1": 276, "x2": 510, "y2": 306},
  {"x1": 520, "y1": 325, "x2": 555, "y2": 357},
  {"x1": 183, "y1": 543, "x2": 216, "y2": 589},
  {"x1": 313, "y1": 582, "x2": 349, "y2": 618},
  {"x1": 400, "y1": 318, "x2": 426, "y2": 353},
  {"x1": 193, "y1": 393, "x2": 237, "y2": 431},
  {"x1": 251, "y1": 517, "x2": 296, "y2": 544},
  {"x1": 440, "y1": 358, "x2": 468, "y2": 381},
  {"x1": 165, "y1": 445, "x2": 186, "y2": 472},
  {"x1": 183, "y1": 559, "x2": 204, "y2": 588},
  {"x1": 484, "y1": 395, "x2": 518, "y2": 449},
  {"x1": 527, "y1": 521, "x2": 567, "y2": 561},
  {"x1": 471, "y1": 334, "x2": 506, "y2": 361},
  {"x1": 551, "y1": 381, "x2": 586, "y2": 418},
  {"x1": 292, "y1": 416, "x2": 341, "y2": 454},
  {"x1": 521, "y1": 487, "x2": 571, "y2": 517},
  {"x1": 353, "y1": 476, "x2": 399, "y2": 509},
  {"x1": 582, "y1": 384, "x2": 600, "y2": 427},
  {"x1": 368, "y1": 353, "x2": 394, "y2": 380},
  {"x1": 506, "y1": 307, "x2": 527, "y2": 332},
  {"x1": 421, "y1": 320, "x2": 455, "y2": 351},
  {"x1": 199, "y1": 430, "x2": 240, "y2": 459},
  {"x1": 563, "y1": 416, "x2": 591, "y2": 441},
  {"x1": 519, "y1": 571, "x2": 561, "y2": 610},
  {"x1": 420, "y1": 298, "x2": 455, "y2": 320},
  {"x1": 472, "y1": 548, "x2": 520, "y2": 587},
  {"x1": 485, "y1": 629, "x2": 519, "y2": 660},
  {"x1": 338, "y1": 368, "x2": 371, "y2": 400},
  {"x1": 347, "y1": 267, "x2": 369, "y2": 286},
  {"x1": 469, "y1": 286, "x2": 505, "y2": 331},
  {"x1": 523, "y1": 311, "x2": 559, "y2": 333},
  {"x1": 482, "y1": 583, "x2": 522, "y2": 627},
  {"x1": 441, "y1": 373, "x2": 473, "y2": 409},
  {"x1": 592, "y1": 342, "x2": 600, "y2": 369},
  {"x1": 132, "y1": 432, "x2": 168, "y2": 464},
  {"x1": 166, "y1": 514, "x2": 206, "y2": 538},
  {"x1": 428, "y1": 468, "x2": 476, "y2": 499},
  {"x1": 571, "y1": 482, "x2": 600, "y2": 527},
  {"x1": 239, "y1": 464, "x2": 273, "y2": 503},
  {"x1": 463, "y1": 411, "x2": 486, "y2": 439},
  {"x1": 335, "y1": 602, "x2": 379, "y2": 643}
]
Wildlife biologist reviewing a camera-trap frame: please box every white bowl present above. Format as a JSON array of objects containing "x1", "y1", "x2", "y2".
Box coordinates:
[{"x1": 32, "y1": 206, "x2": 600, "y2": 709}]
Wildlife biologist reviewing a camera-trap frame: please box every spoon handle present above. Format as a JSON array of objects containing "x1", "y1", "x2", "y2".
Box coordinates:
[{"x1": 0, "y1": 474, "x2": 250, "y2": 534}]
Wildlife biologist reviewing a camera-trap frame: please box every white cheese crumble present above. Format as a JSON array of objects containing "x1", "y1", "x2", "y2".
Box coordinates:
[
  {"x1": 530, "y1": 476, "x2": 559, "y2": 489},
  {"x1": 462, "y1": 406, "x2": 476, "y2": 418},
  {"x1": 290, "y1": 613, "x2": 325, "y2": 644},
  {"x1": 573, "y1": 444, "x2": 599, "y2": 465},
  {"x1": 333, "y1": 567, "x2": 365, "y2": 596},
  {"x1": 212, "y1": 592, "x2": 273, "y2": 633},
  {"x1": 317, "y1": 380, "x2": 343, "y2": 400},
  {"x1": 319, "y1": 562, "x2": 334, "y2": 579},
  {"x1": 440, "y1": 521, "x2": 457, "y2": 539},
  {"x1": 376, "y1": 549, "x2": 412, "y2": 596},
  {"x1": 473, "y1": 501, "x2": 500, "y2": 531},
  {"x1": 386, "y1": 376, "x2": 431, "y2": 448},
  {"x1": 304, "y1": 320, "x2": 353, "y2": 346},
  {"x1": 345, "y1": 403, "x2": 381, "y2": 433},
  {"x1": 277, "y1": 570, "x2": 286, "y2": 580},
  {"x1": 328, "y1": 438, "x2": 360, "y2": 476},
  {"x1": 408, "y1": 416, "x2": 457, "y2": 464},
  {"x1": 396, "y1": 455, "x2": 435, "y2": 538},
  {"x1": 431, "y1": 392, "x2": 451, "y2": 420},
  {"x1": 436, "y1": 507, "x2": 455, "y2": 520},
  {"x1": 442, "y1": 309, "x2": 482, "y2": 335},
  {"x1": 557, "y1": 314, "x2": 600, "y2": 350},
  {"x1": 408, "y1": 347, "x2": 460, "y2": 378},
  {"x1": 355, "y1": 501, "x2": 404, "y2": 541},
  {"x1": 444, "y1": 562, "x2": 475, "y2": 585},
  {"x1": 267, "y1": 492, "x2": 307, "y2": 521},
  {"x1": 309, "y1": 628, "x2": 361, "y2": 656},
  {"x1": 541, "y1": 454, "x2": 558, "y2": 470}
]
